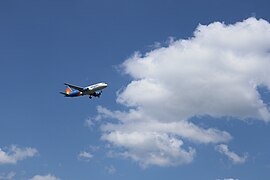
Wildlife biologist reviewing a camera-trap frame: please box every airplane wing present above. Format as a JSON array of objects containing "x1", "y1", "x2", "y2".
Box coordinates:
[{"x1": 64, "y1": 83, "x2": 84, "y2": 92}]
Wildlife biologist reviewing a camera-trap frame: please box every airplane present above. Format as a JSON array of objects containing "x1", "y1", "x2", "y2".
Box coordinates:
[{"x1": 60, "y1": 82, "x2": 108, "y2": 99}]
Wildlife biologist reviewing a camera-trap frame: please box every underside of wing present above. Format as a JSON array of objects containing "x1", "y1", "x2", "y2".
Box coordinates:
[{"x1": 64, "y1": 83, "x2": 84, "y2": 92}]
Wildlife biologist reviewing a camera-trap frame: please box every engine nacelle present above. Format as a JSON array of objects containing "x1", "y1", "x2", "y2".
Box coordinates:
[
  {"x1": 93, "y1": 91, "x2": 101, "y2": 97},
  {"x1": 83, "y1": 87, "x2": 89, "y2": 91}
]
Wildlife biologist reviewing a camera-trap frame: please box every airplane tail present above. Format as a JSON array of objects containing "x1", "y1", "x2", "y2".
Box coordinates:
[
  {"x1": 60, "y1": 87, "x2": 72, "y2": 96},
  {"x1": 65, "y1": 87, "x2": 72, "y2": 94}
]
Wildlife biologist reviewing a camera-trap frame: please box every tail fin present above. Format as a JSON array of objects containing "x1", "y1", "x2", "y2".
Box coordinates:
[{"x1": 66, "y1": 87, "x2": 72, "y2": 94}]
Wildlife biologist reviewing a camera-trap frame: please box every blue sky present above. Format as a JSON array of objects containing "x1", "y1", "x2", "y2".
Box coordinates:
[{"x1": 0, "y1": 0, "x2": 270, "y2": 179}]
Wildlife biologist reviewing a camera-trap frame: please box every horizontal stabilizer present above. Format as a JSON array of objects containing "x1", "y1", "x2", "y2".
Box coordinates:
[{"x1": 60, "y1": 92, "x2": 67, "y2": 95}]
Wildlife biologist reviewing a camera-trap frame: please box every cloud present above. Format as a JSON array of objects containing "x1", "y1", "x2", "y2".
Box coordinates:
[
  {"x1": 120, "y1": 18, "x2": 270, "y2": 122},
  {"x1": 216, "y1": 144, "x2": 248, "y2": 164},
  {"x1": 0, "y1": 145, "x2": 38, "y2": 165},
  {"x1": 103, "y1": 129, "x2": 195, "y2": 168},
  {"x1": 29, "y1": 174, "x2": 60, "y2": 180},
  {"x1": 77, "y1": 151, "x2": 93, "y2": 161},
  {"x1": 99, "y1": 106, "x2": 231, "y2": 144},
  {"x1": 95, "y1": 17, "x2": 270, "y2": 167},
  {"x1": 77, "y1": 145, "x2": 99, "y2": 162},
  {"x1": 84, "y1": 117, "x2": 95, "y2": 128},
  {"x1": 0, "y1": 172, "x2": 16, "y2": 180},
  {"x1": 105, "y1": 165, "x2": 116, "y2": 174}
]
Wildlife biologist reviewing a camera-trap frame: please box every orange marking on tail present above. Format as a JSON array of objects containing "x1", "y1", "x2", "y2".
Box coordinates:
[{"x1": 66, "y1": 87, "x2": 72, "y2": 94}]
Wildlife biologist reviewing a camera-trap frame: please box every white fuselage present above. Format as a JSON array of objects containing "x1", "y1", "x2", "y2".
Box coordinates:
[{"x1": 82, "y1": 82, "x2": 108, "y2": 95}]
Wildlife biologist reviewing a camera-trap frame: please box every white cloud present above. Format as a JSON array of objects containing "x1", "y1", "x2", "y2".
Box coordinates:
[
  {"x1": 29, "y1": 174, "x2": 60, "y2": 180},
  {"x1": 105, "y1": 165, "x2": 116, "y2": 174},
  {"x1": 84, "y1": 117, "x2": 95, "y2": 128},
  {"x1": 0, "y1": 172, "x2": 16, "y2": 180},
  {"x1": 0, "y1": 145, "x2": 38, "y2": 165},
  {"x1": 99, "y1": 106, "x2": 231, "y2": 144},
  {"x1": 77, "y1": 151, "x2": 93, "y2": 161},
  {"x1": 95, "y1": 17, "x2": 270, "y2": 167},
  {"x1": 77, "y1": 145, "x2": 100, "y2": 162},
  {"x1": 216, "y1": 144, "x2": 247, "y2": 164},
  {"x1": 102, "y1": 130, "x2": 195, "y2": 168},
  {"x1": 120, "y1": 19, "x2": 270, "y2": 121}
]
